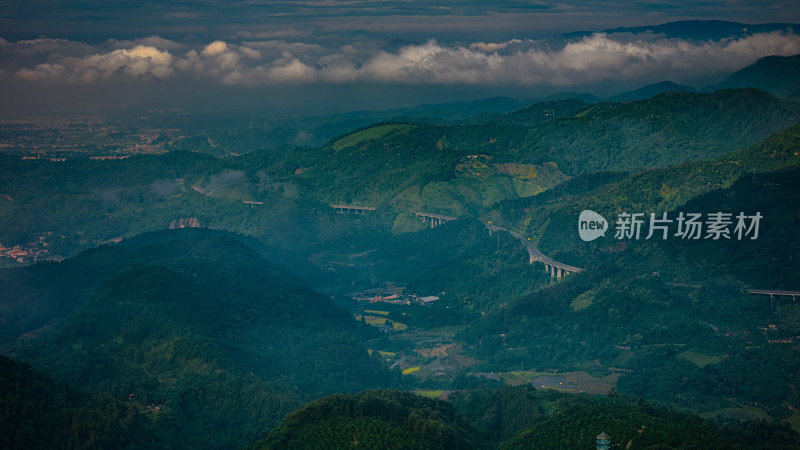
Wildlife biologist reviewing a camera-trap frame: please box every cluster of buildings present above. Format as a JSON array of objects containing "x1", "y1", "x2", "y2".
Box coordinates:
[
  {"x1": 0, "y1": 232, "x2": 61, "y2": 265},
  {"x1": 1, "y1": 117, "x2": 183, "y2": 158},
  {"x1": 351, "y1": 290, "x2": 440, "y2": 306},
  {"x1": 758, "y1": 324, "x2": 797, "y2": 344}
]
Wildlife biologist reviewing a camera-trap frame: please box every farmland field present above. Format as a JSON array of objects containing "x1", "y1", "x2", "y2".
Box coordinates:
[
  {"x1": 331, "y1": 124, "x2": 410, "y2": 151},
  {"x1": 676, "y1": 348, "x2": 723, "y2": 367},
  {"x1": 415, "y1": 390, "x2": 444, "y2": 399},
  {"x1": 500, "y1": 370, "x2": 621, "y2": 394}
]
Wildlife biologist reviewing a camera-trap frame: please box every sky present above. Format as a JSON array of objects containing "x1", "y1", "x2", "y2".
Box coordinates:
[{"x1": 1, "y1": 1, "x2": 799, "y2": 116}]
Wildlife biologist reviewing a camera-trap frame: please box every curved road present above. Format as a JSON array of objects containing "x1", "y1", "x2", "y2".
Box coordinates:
[{"x1": 487, "y1": 224, "x2": 583, "y2": 274}]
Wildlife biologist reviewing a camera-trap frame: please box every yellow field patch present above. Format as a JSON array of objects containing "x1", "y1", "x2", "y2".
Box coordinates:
[
  {"x1": 402, "y1": 366, "x2": 421, "y2": 375},
  {"x1": 364, "y1": 310, "x2": 390, "y2": 316},
  {"x1": 364, "y1": 315, "x2": 388, "y2": 325},
  {"x1": 392, "y1": 321, "x2": 408, "y2": 331},
  {"x1": 415, "y1": 344, "x2": 452, "y2": 358},
  {"x1": 416, "y1": 390, "x2": 444, "y2": 399}
]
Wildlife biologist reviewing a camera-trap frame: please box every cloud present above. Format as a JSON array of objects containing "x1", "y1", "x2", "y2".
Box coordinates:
[
  {"x1": 469, "y1": 39, "x2": 524, "y2": 52},
  {"x1": 150, "y1": 179, "x2": 182, "y2": 198},
  {"x1": 202, "y1": 40, "x2": 230, "y2": 57},
  {"x1": 5, "y1": 29, "x2": 800, "y2": 89},
  {"x1": 205, "y1": 170, "x2": 246, "y2": 194},
  {"x1": 346, "y1": 30, "x2": 800, "y2": 86},
  {"x1": 13, "y1": 45, "x2": 174, "y2": 82}
]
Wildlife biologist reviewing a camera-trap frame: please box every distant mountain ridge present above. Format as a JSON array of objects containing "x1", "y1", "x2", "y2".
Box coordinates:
[
  {"x1": 705, "y1": 53, "x2": 800, "y2": 97},
  {"x1": 567, "y1": 20, "x2": 800, "y2": 41},
  {"x1": 607, "y1": 81, "x2": 697, "y2": 102}
]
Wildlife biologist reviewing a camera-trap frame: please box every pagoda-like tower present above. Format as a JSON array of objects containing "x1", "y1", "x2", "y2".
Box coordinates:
[{"x1": 596, "y1": 431, "x2": 610, "y2": 450}]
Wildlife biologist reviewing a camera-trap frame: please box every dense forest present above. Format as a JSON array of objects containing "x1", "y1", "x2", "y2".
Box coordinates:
[
  {"x1": 3, "y1": 231, "x2": 398, "y2": 448},
  {"x1": 248, "y1": 386, "x2": 800, "y2": 449}
]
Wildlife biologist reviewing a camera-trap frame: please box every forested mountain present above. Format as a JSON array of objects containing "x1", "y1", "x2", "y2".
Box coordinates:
[
  {"x1": 578, "y1": 20, "x2": 799, "y2": 41},
  {"x1": 249, "y1": 386, "x2": 800, "y2": 449},
  {"x1": 443, "y1": 126, "x2": 800, "y2": 421},
  {"x1": 607, "y1": 81, "x2": 697, "y2": 102},
  {"x1": 2, "y1": 230, "x2": 397, "y2": 449},
  {"x1": 1, "y1": 356, "x2": 153, "y2": 450},
  {"x1": 707, "y1": 54, "x2": 800, "y2": 97},
  {"x1": 249, "y1": 390, "x2": 489, "y2": 450},
  {"x1": 3, "y1": 87, "x2": 798, "y2": 261}
]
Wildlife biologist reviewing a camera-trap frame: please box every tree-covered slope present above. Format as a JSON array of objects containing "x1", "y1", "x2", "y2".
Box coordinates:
[
  {"x1": 296, "y1": 88, "x2": 800, "y2": 211},
  {"x1": 516, "y1": 88, "x2": 800, "y2": 174},
  {"x1": 246, "y1": 386, "x2": 800, "y2": 449},
  {"x1": 1, "y1": 355, "x2": 154, "y2": 450},
  {"x1": 450, "y1": 126, "x2": 800, "y2": 419},
  {"x1": 247, "y1": 390, "x2": 490, "y2": 450},
  {"x1": 4, "y1": 230, "x2": 397, "y2": 449},
  {"x1": 2, "y1": 88, "x2": 798, "y2": 264},
  {"x1": 708, "y1": 53, "x2": 800, "y2": 98}
]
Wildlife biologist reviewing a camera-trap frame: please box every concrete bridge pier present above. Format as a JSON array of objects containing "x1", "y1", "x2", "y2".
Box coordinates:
[{"x1": 416, "y1": 212, "x2": 457, "y2": 229}]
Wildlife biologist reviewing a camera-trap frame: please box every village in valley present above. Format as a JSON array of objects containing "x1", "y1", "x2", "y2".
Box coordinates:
[
  {"x1": 0, "y1": 232, "x2": 63, "y2": 266},
  {"x1": 0, "y1": 116, "x2": 183, "y2": 158}
]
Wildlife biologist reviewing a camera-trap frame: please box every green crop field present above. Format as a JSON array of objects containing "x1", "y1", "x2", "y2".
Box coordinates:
[
  {"x1": 331, "y1": 124, "x2": 410, "y2": 150},
  {"x1": 415, "y1": 390, "x2": 444, "y2": 399},
  {"x1": 501, "y1": 370, "x2": 557, "y2": 384},
  {"x1": 676, "y1": 348, "x2": 723, "y2": 367},
  {"x1": 699, "y1": 406, "x2": 769, "y2": 422}
]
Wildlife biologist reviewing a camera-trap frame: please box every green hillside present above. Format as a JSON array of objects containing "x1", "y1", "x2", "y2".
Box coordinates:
[
  {"x1": 247, "y1": 390, "x2": 489, "y2": 450},
  {"x1": 1, "y1": 355, "x2": 154, "y2": 450},
  {"x1": 448, "y1": 128, "x2": 800, "y2": 419},
  {"x1": 2, "y1": 89, "x2": 798, "y2": 263},
  {"x1": 710, "y1": 53, "x2": 800, "y2": 97},
  {"x1": 3, "y1": 230, "x2": 397, "y2": 449},
  {"x1": 249, "y1": 386, "x2": 800, "y2": 449}
]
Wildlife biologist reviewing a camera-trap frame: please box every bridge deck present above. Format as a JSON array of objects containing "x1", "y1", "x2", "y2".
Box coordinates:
[
  {"x1": 747, "y1": 289, "x2": 800, "y2": 296},
  {"x1": 489, "y1": 224, "x2": 583, "y2": 272},
  {"x1": 330, "y1": 204, "x2": 377, "y2": 211},
  {"x1": 416, "y1": 212, "x2": 457, "y2": 220}
]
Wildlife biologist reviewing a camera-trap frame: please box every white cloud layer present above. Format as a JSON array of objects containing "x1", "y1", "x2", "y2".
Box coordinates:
[{"x1": 4, "y1": 30, "x2": 800, "y2": 88}]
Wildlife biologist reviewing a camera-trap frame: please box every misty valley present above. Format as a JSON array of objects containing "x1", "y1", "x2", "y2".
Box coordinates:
[{"x1": 2, "y1": 53, "x2": 800, "y2": 449}]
